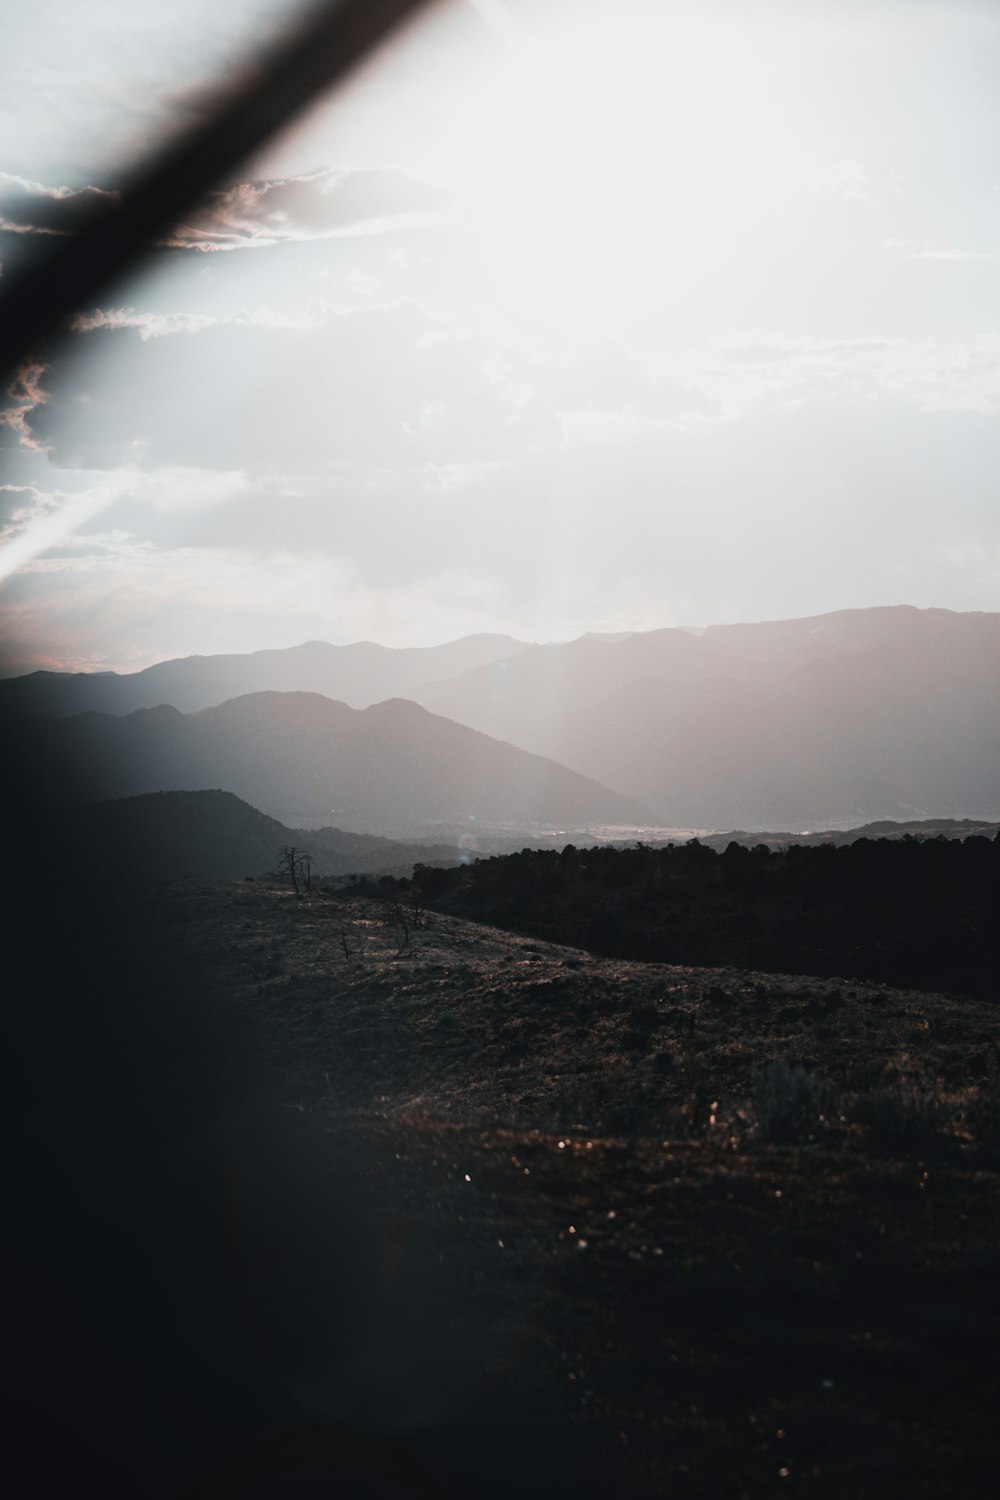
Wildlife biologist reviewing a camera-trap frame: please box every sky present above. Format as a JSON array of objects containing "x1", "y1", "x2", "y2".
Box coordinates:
[{"x1": 1, "y1": 0, "x2": 999, "y2": 674}]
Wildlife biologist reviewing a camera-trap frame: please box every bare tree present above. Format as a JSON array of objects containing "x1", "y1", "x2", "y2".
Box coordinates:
[{"x1": 275, "y1": 845, "x2": 312, "y2": 896}]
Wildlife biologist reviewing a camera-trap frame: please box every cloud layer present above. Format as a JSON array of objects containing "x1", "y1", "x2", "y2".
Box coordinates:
[{"x1": 19, "y1": 299, "x2": 722, "y2": 473}]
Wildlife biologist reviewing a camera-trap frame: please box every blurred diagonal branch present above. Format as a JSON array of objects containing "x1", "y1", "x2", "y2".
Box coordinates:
[{"x1": 0, "y1": 0, "x2": 433, "y2": 381}]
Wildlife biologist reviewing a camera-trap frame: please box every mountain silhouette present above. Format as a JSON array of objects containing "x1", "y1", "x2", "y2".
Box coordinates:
[
  {"x1": 415, "y1": 607, "x2": 1000, "y2": 826},
  {"x1": 7, "y1": 607, "x2": 998, "y2": 829},
  {"x1": 31, "y1": 691, "x2": 649, "y2": 835}
]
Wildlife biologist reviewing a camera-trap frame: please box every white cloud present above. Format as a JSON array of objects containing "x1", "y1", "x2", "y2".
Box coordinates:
[
  {"x1": 69, "y1": 309, "x2": 219, "y2": 340},
  {"x1": 0, "y1": 465, "x2": 249, "y2": 580},
  {"x1": 21, "y1": 303, "x2": 718, "y2": 474},
  {"x1": 692, "y1": 331, "x2": 1000, "y2": 416},
  {"x1": 0, "y1": 535, "x2": 517, "y2": 674},
  {"x1": 0, "y1": 483, "x2": 123, "y2": 581},
  {"x1": 907, "y1": 249, "x2": 995, "y2": 262},
  {"x1": 0, "y1": 483, "x2": 53, "y2": 543},
  {"x1": 0, "y1": 171, "x2": 118, "y2": 235},
  {"x1": 67, "y1": 302, "x2": 370, "y2": 339},
  {"x1": 1, "y1": 359, "x2": 50, "y2": 449},
  {"x1": 885, "y1": 237, "x2": 996, "y2": 262},
  {"x1": 805, "y1": 159, "x2": 871, "y2": 202},
  {"x1": 3, "y1": 391, "x2": 999, "y2": 676},
  {"x1": 0, "y1": 166, "x2": 459, "y2": 251},
  {"x1": 176, "y1": 167, "x2": 461, "y2": 250}
]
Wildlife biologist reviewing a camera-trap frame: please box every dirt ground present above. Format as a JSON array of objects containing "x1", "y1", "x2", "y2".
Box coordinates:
[{"x1": 149, "y1": 881, "x2": 1000, "y2": 1498}]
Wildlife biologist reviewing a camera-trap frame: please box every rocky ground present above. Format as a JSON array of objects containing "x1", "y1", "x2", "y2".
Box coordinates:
[{"x1": 145, "y1": 880, "x2": 1000, "y2": 1498}]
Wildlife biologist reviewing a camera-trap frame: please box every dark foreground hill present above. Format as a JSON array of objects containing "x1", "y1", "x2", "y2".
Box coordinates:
[
  {"x1": 26, "y1": 690, "x2": 648, "y2": 835},
  {"x1": 55, "y1": 876, "x2": 1000, "y2": 1499},
  {"x1": 65, "y1": 789, "x2": 464, "y2": 883}
]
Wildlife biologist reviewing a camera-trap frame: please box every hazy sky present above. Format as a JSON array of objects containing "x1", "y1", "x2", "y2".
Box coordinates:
[{"x1": 1, "y1": 0, "x2": 998, "y2": 673}]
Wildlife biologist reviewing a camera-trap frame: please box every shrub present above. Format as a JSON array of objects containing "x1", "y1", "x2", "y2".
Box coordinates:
[
  {"x1": 962, "y1": 1074, "x2": 1000, "y2": 1145},
  {"x1": 850, "y1": 1083, "x2": 953, "y2": 1146},
  {"x1": 248, "y1": 937, "x2": 285, "y2": 980},
  {"x1": 752, "y1": 1058, "x2": 839, "y2": 1144}
]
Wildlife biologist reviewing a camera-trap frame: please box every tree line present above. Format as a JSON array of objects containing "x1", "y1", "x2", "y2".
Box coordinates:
[{"x1": 348, "y1": 834, "x2": 999, "y2": 998}]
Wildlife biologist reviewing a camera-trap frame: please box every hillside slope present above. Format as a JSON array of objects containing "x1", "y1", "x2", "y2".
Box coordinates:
[{"x1": 64, "y1": 789, "x2": 464, "y2": 882}]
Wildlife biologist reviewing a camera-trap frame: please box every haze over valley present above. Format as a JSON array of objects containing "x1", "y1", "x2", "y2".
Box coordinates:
[
  {"x1": 9, "y1": 606, "x2": 999, "y2": 835},
  {"x1": 27, "y1": 687, "x2": 647, "y2": 835}
]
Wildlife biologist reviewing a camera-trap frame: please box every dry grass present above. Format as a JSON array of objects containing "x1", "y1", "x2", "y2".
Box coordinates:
[
  {"x1": 143, "y1": 880, "x2": 1000, "y2": 1498},
  {"x1": 157, "y1": 881, "x2": 1000, "y2": 1150}
]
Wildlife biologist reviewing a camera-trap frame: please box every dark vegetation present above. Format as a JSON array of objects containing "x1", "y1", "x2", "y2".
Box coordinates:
[
  {"x1": 693, "y1": 815, "x2": 1000, "y2": 852},
  {"x1": 356, "y1": 833, "x2": 999, "y2": 1000}
]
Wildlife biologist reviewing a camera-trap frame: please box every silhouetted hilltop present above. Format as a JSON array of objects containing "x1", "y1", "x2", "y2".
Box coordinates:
[
  {"x1": 65, "y1": 789, "x2": 465, "y2": 883},
  {"x1": 30, "y1": 691, "x2": 649, "y2": 835}
]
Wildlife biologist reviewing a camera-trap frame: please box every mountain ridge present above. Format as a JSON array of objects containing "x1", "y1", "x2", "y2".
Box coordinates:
[
  {"x1": 6, "y1": 606, "x2": 998, "y2": 829},
  {"x1": 414, "y1": 607, "x2": 1000, "y2": 826},
  {"x1": 0, "y1": 632, "x2": 529, "y2": 717},
  {"x1": 29, "y1": 690, "x2": 649, "y2": 837}
]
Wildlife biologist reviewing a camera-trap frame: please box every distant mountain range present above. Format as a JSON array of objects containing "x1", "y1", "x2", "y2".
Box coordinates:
[
  {"x1": 0, "y1": 633, "x2": 527, "y2": 717},
  {"x1": 6, "y1": 607, "x2": 999, "y2": 829},
  {"x1": 418, "y1": 606, "x2": 1000, "y2": 826},
  {"x1": 65, "y1": 790, "x2": 466, "y2": 884},
  {"x1": 28, "y1": 691, "x2": 647, "y2": 836},
  {"x1": 693, "y1": 817, "x2": 1000, "y2": 853}
]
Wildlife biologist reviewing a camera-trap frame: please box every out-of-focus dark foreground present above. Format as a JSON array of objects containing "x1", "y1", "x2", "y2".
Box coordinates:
[{"x1": 1, "y1": 716, "x2": 563, "y2": 1498}]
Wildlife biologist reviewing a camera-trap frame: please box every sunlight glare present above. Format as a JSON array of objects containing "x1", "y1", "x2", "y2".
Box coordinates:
[{"x1": 447, "y1": 1, "x2": 804, "y2": 340}]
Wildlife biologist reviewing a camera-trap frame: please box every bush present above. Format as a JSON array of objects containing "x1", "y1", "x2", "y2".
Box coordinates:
[
  {"x1": 962, "y1": 1074, "x2": 1000, "y2": 1145},
  {"x1": 248, "y1": 937, "x2": 285, "y2": 980},
  {"x1": 752, "y1": 1058, "x2": 839, "y2": 1144},
  {"x1": 850, "y1": 1083, "x2": 953, "y2": 1146}
]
